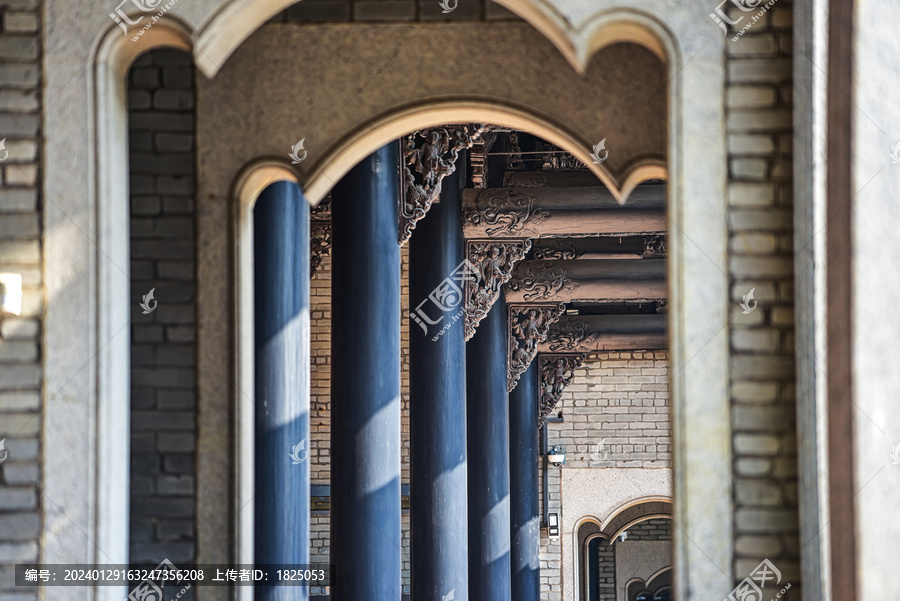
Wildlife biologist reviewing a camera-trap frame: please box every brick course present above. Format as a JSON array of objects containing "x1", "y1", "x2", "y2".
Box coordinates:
[
  {"x1": 127, "y1": 49, "x2": 198, "y2": 590},
  {"x1": 726, "y1": 2, "x2": 800, "y2": 592},
  {"x1": 0, "y1": 0, "x2": 42, "y2": 596}
]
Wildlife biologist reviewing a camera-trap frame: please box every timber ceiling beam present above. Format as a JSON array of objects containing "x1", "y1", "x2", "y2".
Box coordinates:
[
  {"x1": 531, "y1": 234, "x2": 666, "y2": 260},
  {"x1": 461, "y1": 184, "x2": 666, "y2": 238},
  {"x1": 504, "y1": 259, "x2": 666, "y2": 304},
  {"x1": 540, "y1": 314, "x2": 667, "y2": 353}
]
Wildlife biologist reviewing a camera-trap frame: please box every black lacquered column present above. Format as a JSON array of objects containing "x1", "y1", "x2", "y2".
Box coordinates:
[
  {"x1": 409, "y1": 165, "x2": 468, "y2": 599},
  {"x1": 467, "y1": 294, "x2": 512, "y2": 601},
  {"x1": 253, "y1": 181, "x2": 310, "y2": 601},
  {"x1": 509, "y1": 361, "x2": 540, "y2": 600},
  {"x1": 330, "y1": 143, "x2": 402, "y2": 601}
]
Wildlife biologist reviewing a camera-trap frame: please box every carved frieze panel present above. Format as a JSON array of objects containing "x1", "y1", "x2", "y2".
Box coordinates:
[
  {"x1": 538, "y1": 353, "x2": 585, "y2": 428},
  {"x1": 506, "y1": 261, "x2": 575, "y2": 302},
  {"x1": 464, "y1": 239, "x2": 531, "y2": 341},
  {"x1": 508, "y1": 302, "x2": 565, "y2": 392},
  {"x1": 532, "y1": 240, "x2": 583, "y2": 261},
  {"x1": 399, "y1": 123, "x2": 485, "y2": 245},
  {"x1": 544, "y1": 318, "x2": 599, "y2": 352},
  {"x1": 462, "y1": 188, "x2": 551, "y2": 237}
]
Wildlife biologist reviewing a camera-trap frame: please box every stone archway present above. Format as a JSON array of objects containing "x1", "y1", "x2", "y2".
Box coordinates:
[{"x1": 41, "y1": 3, "x2": 730, "y2": 600}]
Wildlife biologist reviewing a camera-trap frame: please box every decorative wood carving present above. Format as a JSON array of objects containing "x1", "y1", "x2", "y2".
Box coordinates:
[
  {"x1": 507, "y1": 131, "x2": 525, "y2": 170},
  {"x1": 464, "y1": 239, "x2": 531, "y2": 341},
  {"x1": 539, "y1": 314, "x2": 667, "y2": 353},
  {"x1": 462, "y1": 189, "x2": 551, "y2": 237},
  {"x1": 310, "y1": 196, "x2": 332, "y2": 277},
  {"x1": 310, "y1": 222, "x2": 332, "y2": 277},
  {"x1": 469, "y1": 130, "x2": 497, "y2": 189},
  {"x1": 534, "y1": 238, "x2": 584, "y2": 261},
  {"x1": 544, "y1": 318, "x2": 599, "y2": 352},
  {"x1": 399, "y1": 123, "x2": 485, "y2": 245},
  {"x1": 538, "y1": 353, "x2": 585, "y2": 428},
  {"x1": 505, "y1": 259, "x2": 666, "y2": 304},
  {"x1": 643, "y1": 234, "x2": 667, "y2": 258},
  {"x1": 461, "y1": 184, "x2": 666, "y2": 239},
  {"x1": 508, "y1": 302, "x2": 565, "y2": 391},
  {"x1": 506, "y1": 261, "x2": 575, "y2": 302}
]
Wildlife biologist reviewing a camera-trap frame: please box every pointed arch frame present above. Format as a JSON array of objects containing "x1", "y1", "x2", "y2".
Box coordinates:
[{"x1": 41, "y1": 3, "x2": 730, "y2": 601}]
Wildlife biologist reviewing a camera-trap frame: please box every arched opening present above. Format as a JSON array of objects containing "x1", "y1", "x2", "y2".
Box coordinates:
[
  {"x1": 61, "y1": 5, "x2": 734, "y2": 600},
  {"x1": 577, "y1": 503, "x2": 673, "y2": 601}
]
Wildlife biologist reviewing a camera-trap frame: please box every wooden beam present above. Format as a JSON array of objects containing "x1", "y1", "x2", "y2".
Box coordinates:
[
  {"x1": 532, "y1": 235, "x2": 665, "y2": 260},
  {"x1": 502, "y1": 170, "x2": 602, "y2": 188},
  {"x1": 539, "y1": 314, "x2": 667, "y2": 353},
  {"x1": 504, "y1": 259, "x2": 666, "y2": 303},
  {"x1": 461, "y1": 185, "x2": 666, "y2": 238}
]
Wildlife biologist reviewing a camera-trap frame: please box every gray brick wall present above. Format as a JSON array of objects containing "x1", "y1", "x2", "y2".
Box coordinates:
[
  {"x1": 128, "y1": 48, "x2": 198, "y2": 584},
  {"x1": 0, "y1": 0, "x2": 42, "y2": 596},
  {"x1": 725, "y1": 2, "x2": 800, "y2": 593},
  {"x1": 540, "y1": 351, "x2": 670, "y2": 600},
  {"x1": 626, "y1": 518, "x2": 671, "y2": 541}
]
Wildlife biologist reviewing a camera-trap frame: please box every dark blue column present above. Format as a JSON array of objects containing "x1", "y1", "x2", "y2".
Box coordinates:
[
  {"x1": 330, "y1": 143, "x2": 402, "y2": 601},
  {"x1": 409, "y1": 165, "x2": 468, "y2": 600},
  {"x1": 510, "y1": 360, "x2": 540, "y2": 601},
  {"x1": 253, "y1": 180, "x2": 310, "y2": 601},
  {"x1": 467, "y1": 294, "x2": 512, "y2": 601}
]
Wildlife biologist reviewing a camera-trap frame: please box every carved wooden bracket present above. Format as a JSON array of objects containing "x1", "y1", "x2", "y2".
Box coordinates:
[
  {"x1": 507, "y1": 302, "x2": 565, "y2": 392},
  {"x1": 464, "y1": 239, "x2": 531, "y2": 341},
  {"x1": 538, "y1": 353, "x2": 585, "y2": 428},
  {"x1": 310, "y1": 196, "x2": 331, "y2": 277},
  {"x1": 399, "y1": 123, "x2": 486, "y2": 245}
]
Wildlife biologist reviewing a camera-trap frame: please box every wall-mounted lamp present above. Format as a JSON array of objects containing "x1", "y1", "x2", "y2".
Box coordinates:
[
  {"x1": 547, "y1": 512, "x2": 559, "y2": 538},
  {"x1": 0, "y1": 273, "x2": 22, "y2": 339},
  {"x1": 618, "y1": 530, "x2": 628, "y2": 543},
  {"x1": 547, "y1": 445, "x2": 566, "y2": 467}
]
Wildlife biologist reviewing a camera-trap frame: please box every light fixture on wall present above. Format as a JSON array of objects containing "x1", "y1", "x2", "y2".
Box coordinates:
[
  {"x1": 547, "y1": 512, "x2": 559, "y2": 538},
  {"x1": 618, "y1": 530, "x2": 628, "y2": 543},
  {"x1": 547, "y1": 446, "x2": 566, "y2": 467},
  {"x1": 0, "y1": 273, "x2": 22, "y2": 339}
]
